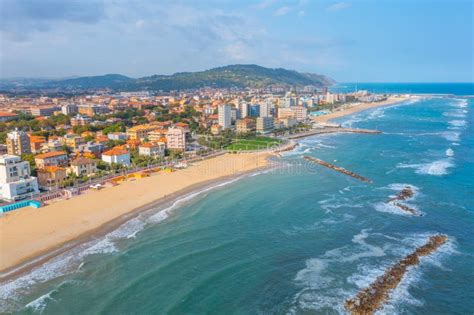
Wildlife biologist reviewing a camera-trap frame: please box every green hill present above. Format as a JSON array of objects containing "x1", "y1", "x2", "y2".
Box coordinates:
[{"x1": 1, "y1": 65, "x2": 335, "y2": 92}]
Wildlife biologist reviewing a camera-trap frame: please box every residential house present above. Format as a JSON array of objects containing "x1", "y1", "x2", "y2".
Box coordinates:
[
  {"x1": 34, "y1": 151, "x2": 69, "y2": 169},
  {"x1": 70, "y1": 157, "x2": 97, "y2": 177},
  {"x1": 138, "y1": 142, "x2": 165, "y2": 158},
  {"x1": 102, "y1": 148, "x2": 131, "y2": 166},
  {"x1": 37, "y1": 166, "x2": 67, "y2": 189}
]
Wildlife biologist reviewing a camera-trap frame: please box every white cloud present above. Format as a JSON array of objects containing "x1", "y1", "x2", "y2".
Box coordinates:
[
  {"x1": 326, "y1": 2, "x2": 351, "y2": 12},
  {"x1": 275, "y1": 6, "x2": 290, "y2": 16}
]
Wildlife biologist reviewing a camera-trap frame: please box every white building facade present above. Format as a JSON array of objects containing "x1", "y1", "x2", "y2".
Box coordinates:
[
  {"x1": 0, "y1": 155, "x2": 39, "y2": 201},
  {"x1": 218, "y1": 104, "x2": 232, "y2": 129}
]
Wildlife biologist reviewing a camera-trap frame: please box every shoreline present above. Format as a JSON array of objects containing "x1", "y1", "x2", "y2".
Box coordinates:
[
  {"x1": 0, "y1": 153, "x2": 271, "y2": 279},
  {"x1": 311, "y1": 95, "x2": 415, "y2": 124}
]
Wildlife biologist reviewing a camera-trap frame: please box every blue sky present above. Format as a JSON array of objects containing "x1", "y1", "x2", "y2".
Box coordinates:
[{"x1": 0, "y1": 0, "x2": 472, "y2": 82}]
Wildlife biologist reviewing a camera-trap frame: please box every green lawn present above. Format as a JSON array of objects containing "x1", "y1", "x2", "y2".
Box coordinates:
[{"x1": 226, "y1": 137, "x2": 282, "y2": 151}]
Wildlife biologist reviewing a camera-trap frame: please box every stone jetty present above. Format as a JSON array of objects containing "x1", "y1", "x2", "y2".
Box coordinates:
[
  {"x1": 345, "y1": 234, "x2": 448, "y2": 315},
  {"x1": 303, "y1": 156, "x2": 373, "y2": 183}
]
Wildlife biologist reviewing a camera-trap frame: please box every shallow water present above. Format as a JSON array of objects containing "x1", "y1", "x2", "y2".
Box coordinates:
[{"x1": 1, "y1": 90, "x2": 473, "y2": 314}]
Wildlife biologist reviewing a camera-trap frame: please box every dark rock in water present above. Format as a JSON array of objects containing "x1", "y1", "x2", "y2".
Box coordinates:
[{"x1": 388, "y1": 186, "x2": 414, "y2": 202}]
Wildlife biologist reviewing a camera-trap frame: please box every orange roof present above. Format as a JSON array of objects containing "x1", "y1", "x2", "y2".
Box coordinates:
[
  {"x1": 39, "y1": 166, "x2": 65, "y2": 173},
  {"x1": 35, "y1": 151, "x2": 67, "y2": 159},
  {"x1": 0, "y1": 112, "x2": 18, "y2": 117},
  {"x1": 102, "y1": 148, "x2": 129, "y2": 156},
  {"x1": 175, "y1": 122, "x2": 189, "y2": 128},
  {"x1": 29, "y1": 135, "x2": 46, "y2": 143},
  {"x1": 139, "y1": 143, "x2": 155, "y2": 148}
]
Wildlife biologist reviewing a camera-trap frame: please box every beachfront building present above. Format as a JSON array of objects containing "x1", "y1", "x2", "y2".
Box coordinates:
[
  {"x1": 37, "y1": 166, "x2": 67, "y2": 189},
  {"x1": 218, "y1": 104, "x2": 231, "y2": 129},
  {"x1": 277, "y1": 118, "x2": 298, "y2": 128},
  {"x1": 256, "y1": 117, "x2": 274, "y2": 134},
  {"x1": 126, "y1": 124, "x2": 159, "y2": 141},
  {"x1": 138, "y1": 142, "x2": 165, "y2": 158},
  {"x1": 70, "y1": 157, "x2": 98, "y2": 176},
  {"x1": 34, "y1": 151, "x2": 69, "y2": 169},
  {"x1": 166, "y1": 127, "x2": 186, "y2": 151},
  {"x1": 102, "y1": 148, "x2": 131, "y2": 166},
  {"x1": 0, "y1": 155, "x2": 39, "y2": 201},
  {"x1": 236, "y1": 118, "x2": 256, "y2": 133},
  {"x1": 6, "y1": 129, "x2": 31, "y2": 155},
  {"x1": 293, "y1": 106, "x2": 308, "y2": 121},
  {"x1": 277, "y1": 107, "x2": 295, "y2": 120}
]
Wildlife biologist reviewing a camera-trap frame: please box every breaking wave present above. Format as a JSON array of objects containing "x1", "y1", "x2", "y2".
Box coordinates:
[{"x1": 397, "y1": 158, "x2": 454, "y2": 176}]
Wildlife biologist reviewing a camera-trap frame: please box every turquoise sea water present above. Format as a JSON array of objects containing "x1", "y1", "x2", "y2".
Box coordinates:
[
  {"x1": 1, "y1": 85, "x2": 473, "y2": 314},
  {"x1": 330, "y1": 82, "x2": 474, "y2": 96}
]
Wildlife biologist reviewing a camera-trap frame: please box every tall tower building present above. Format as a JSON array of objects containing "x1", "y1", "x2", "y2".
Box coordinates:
[
  {"x1": 238, "y1": 102, "x2": 249, "y2": 118},
  {"x1": 218, "y1": 104, "x2": 231, "y2": 129},
  {"x1": 6, "y1": 129, "x2": 31, "y2": 155}
]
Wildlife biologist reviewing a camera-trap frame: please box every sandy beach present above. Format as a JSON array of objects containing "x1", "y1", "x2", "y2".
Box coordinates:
[
  {"x1": 0, "y1": 152, "x2": 269, "y2": 275},
  {"x1": 312, "y1": 96, "x2": 412, "y2": 123}
]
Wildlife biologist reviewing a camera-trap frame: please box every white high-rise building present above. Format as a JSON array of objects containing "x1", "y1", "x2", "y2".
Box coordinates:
[
  {"x1": 0, "y1": 155, "x2": 39, "y2": 201},
  {"x1": 218, "y1": 104, "x2": 232, "y2": 129},
  {"x1": 260, "y1": 99, "x2": 274, "y2": 118},
  {"x1": 238, "y1": 102, "x2": 249, "y2": 119}
]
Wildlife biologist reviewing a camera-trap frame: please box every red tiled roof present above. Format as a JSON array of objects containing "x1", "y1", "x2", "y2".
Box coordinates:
[
  {"x1": 35, "y1": 151, "x2": 67, "y2": 159},
  {"x1": 102, "y1": 148, "x2": 129, "y2": 156}
]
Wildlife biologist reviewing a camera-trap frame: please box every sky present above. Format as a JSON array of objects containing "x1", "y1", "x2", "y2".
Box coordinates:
[{"x1": 0, "y1": 0, "x2": 472, "y2": 82}]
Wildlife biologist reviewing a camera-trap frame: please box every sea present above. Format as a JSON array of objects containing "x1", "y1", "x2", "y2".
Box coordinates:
[{"x1": 1, "y1": 83, "x2": 473, "y2": 314}]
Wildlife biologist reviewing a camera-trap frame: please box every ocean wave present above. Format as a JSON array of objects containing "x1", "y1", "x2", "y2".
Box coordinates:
[
  {"x1": 452, "y1": 98, "x2": 468, "y2": 108},
  {"x1": 147, "y1": 176, "x2": 244, "y2": 224},
  {"x1": 440, "y1": 131, "x2": 460, "y2": 142},
  {"x1": 445, "y1": 148, "x2": 454, "y2": 157},
  {"x1": 385, "y1": 183, "x2": 420, "y2": 197},
  {"x1": 448, "y1": 120, "x2": 467, "y2": 128},
  {"x1": 397, "y1": 158, "x2": 454, "y2": 176},
  {"x1": 0, "y1": 171, "x2": 259, "y2": 313},
  {"x1": 23, "y1": 288, "x2": 57, "y2": 314},
  {"x1": 348, "y1": 232, "x2": 456, "y2": 314},
  {"x1": 443, "y1": 109, "x2": 468, "y2": 118},
  {"x1": 374, "y1": 202, "x2": 423, "y2": 217},
  {"x1": 289, "y1": 230, "x2": 458, "y2": 314}
]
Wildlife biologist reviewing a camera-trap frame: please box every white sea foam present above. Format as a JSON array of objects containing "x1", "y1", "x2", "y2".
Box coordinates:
[
  {"x1": 374, "y1": 202, "x2": 422, "y2": 217},
  {"x1": 386, "y1": 183, "x2": 420, "y2": 197},
  {"x1": 24, "y1": 289, "x2": 56, "y2": 313},
  {"x1": 448, "y1": 120, "x2": 467, "y2": 128},
  {"x1": 147, "y1": 175, "x2": 243, "y2": 223},
  {"x1": 290, "y1": 230, "x2": 392, "y2": 314},
  {"x1": 346, "y1": 232, "x2": 456, "y2": 314},
  {"x1": 397, "y1": 159, "x2": 454, "y2": 176},
  {"x1": 0, "y1": 170, "x2": 259, "y2": 313},
  {"x1": 452, "y1": 98, "x2": 468, "y2": 108},
  {"x1": 445, "y1": 148, "x2": 454, "y2": 157},
  {"x1": 441, "y1": 131, "x2": 461, "y2": 142}
]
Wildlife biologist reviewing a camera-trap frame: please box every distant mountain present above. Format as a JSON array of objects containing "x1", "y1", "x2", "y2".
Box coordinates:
[{"x1": 0, "y1": 65, "x2": 335, "y2": 92}]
